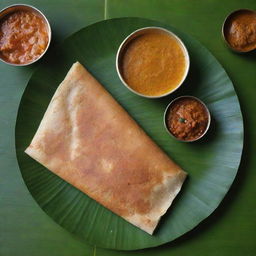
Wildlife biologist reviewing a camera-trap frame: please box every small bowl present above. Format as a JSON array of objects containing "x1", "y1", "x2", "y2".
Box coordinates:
[
  {"x1": 163, "y1": 96, "x2": 211, "y2": 142},
  {"x1": 0, "y1": 4, "x2": 51, "y2": 66},
  {"x1": 222, "y1": 9, "x2": 256, "y2": 53},
  {"x1": 116, "y1": 27, "x2": 190, "y2": 98}
]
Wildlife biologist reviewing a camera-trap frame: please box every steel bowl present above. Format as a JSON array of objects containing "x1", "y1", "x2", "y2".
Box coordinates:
[
  {"x1": 222, "y1": 9, "x2": 256, "y2": 53},
  {"x1": 0, "y1": 4, "x2": 52, "y2": 66},
  {"x1": 163, "y1": 95, "x2": 211, "y2": 142},
  {"x1": 116, "y1": 27, "x2": 190, "y2": 98}
]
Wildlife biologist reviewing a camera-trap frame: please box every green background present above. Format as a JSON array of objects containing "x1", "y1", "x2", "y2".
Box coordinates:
[{"x1": 0, "y1": 0, "x2": 255, "y2": 255}]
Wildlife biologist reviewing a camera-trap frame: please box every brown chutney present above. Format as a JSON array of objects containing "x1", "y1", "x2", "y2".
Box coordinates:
[
  {"x1": 166, "y1": 97, "x2": 209, "y2": 141},
  {"x1": 223, "y1": 9, "x2": 256, "y2": 52}
]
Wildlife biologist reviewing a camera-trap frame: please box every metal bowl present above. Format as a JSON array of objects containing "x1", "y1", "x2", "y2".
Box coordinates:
[
  {"x1": 0, "y1": 4, "x2": 52, "y2": 66},
  {"x1": 116, "y1": 27, "x2": 190, "y2": 98},
  {"x1": 222, "y1": 9, "x2": 256, "y2": 53},
  {"x1": 163, "y1": 95, "x2": 211, "y2": 142}
]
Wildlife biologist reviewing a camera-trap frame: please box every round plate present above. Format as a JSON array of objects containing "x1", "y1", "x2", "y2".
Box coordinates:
[{"x1": 15, "y1": 18, "x2": 243, "y2": 250}]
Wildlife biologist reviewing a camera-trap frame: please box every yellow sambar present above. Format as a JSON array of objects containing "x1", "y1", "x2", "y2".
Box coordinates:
[{"x1": 119, "y1": 29, "x2": 188, "y2": 97}]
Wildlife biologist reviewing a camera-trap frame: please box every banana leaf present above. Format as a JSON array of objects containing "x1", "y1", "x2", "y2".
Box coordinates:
[{"x1": 15, "y1": 17, "x2": 243, "y2": 251}]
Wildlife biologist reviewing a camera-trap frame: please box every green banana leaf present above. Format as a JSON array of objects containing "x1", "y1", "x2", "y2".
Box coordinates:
[{"x1": 15, "y1": 17, "x2": 243, "y2": 251}]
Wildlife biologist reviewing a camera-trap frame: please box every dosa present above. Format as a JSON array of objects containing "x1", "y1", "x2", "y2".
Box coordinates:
[{"x1": 25, "y1": 62, "x2": 187, "y2": 234}]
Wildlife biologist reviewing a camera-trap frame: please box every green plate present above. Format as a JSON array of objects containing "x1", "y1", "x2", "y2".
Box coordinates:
[{"x1": 15, "y1": 17, "x2": 243, "y2": 251}]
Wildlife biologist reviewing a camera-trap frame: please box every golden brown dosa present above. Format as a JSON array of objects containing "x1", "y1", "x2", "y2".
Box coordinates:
[{"x1": 25, "y1": 62, "x2": 187, "y2": 234}]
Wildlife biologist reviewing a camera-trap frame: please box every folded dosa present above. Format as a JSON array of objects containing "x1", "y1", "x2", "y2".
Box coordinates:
[{"x1": 25, "y1": 62, "x2": 187, "y2": 234}]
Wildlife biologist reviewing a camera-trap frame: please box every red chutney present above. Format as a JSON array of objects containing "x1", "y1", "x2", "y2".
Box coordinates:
[
  {"x1": 166, "y1": 97, "x2": 209, "y2": 141},
  {"x1": 0, "y1": 10, "x2": 49, "y2": 64}
]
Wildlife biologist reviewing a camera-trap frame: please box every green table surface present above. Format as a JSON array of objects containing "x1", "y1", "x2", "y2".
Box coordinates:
[{"x1": 0, "y1": 0, "x2": 255, "y2": 256}]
